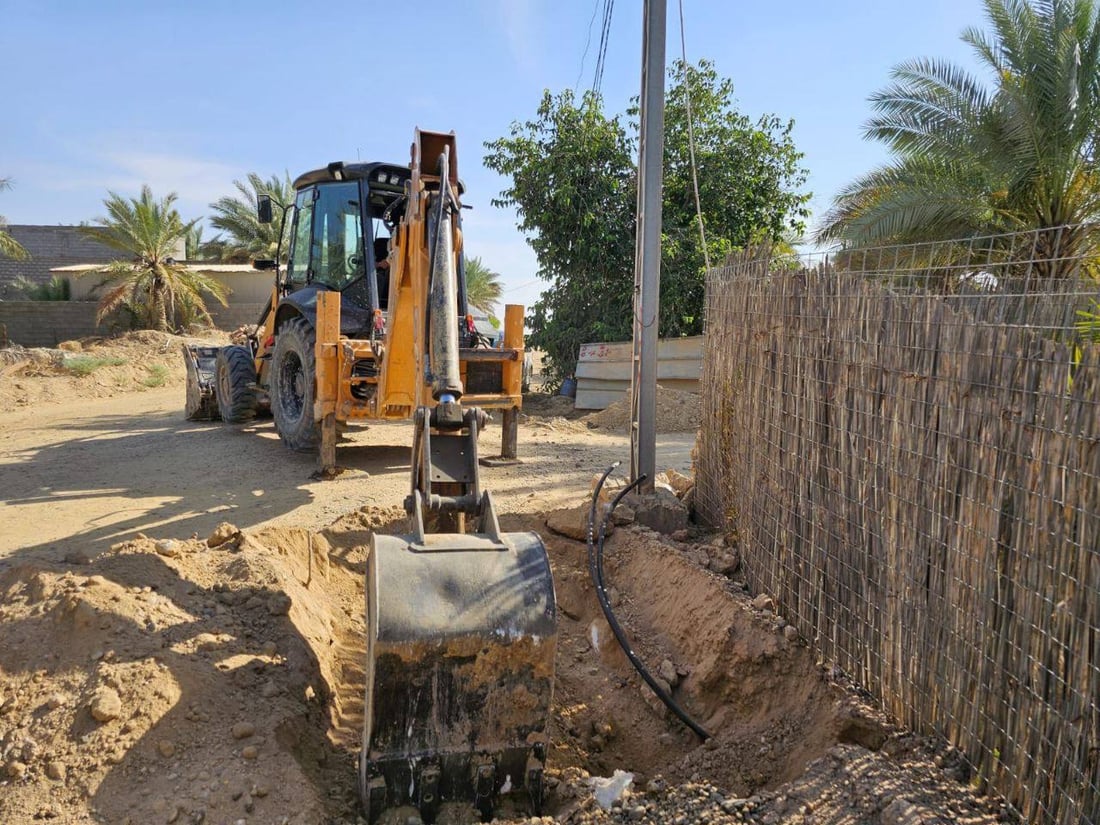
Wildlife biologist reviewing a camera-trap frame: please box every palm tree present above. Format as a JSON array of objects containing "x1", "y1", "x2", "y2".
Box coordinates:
[
  {"x1": 816, "y1": 0, "x2": 1100, "y2": 272},
  {"x1": 209, "y1": 172, "x2": 293, "y2": 262},
  {"x1": 82, "y1": 186, "x2": 228, "y2": 332},
  {"x1": 464, "y1": 256, "x2": 504, "y2": 315},
  {"x1": 0, "y1": 178, "x2": 29, "y2": 261},
  {"x1": 185, "y1": 224, "x2": 208, "y2": 260}
]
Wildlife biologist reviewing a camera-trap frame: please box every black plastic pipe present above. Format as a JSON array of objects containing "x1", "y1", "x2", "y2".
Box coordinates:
[{"x1": 587, "y1": 464, "x2": 711, "y2": 741}]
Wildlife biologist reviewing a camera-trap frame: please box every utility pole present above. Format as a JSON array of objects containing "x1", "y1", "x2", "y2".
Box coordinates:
[{"x1": 630, "y1": 0, "x2": 666, "y2": 493}]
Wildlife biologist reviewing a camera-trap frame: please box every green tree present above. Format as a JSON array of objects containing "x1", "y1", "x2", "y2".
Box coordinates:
[
  {"x1": 82, "y1": 186, "x2": 228, "y2": 332},
  {"x1": 209, "y1": 172, "x2": 293, "y2": 262},
  {"x1": 463, "y1": 256, "x2": 504, "y2": 315},
  {"x1": 656, "y1": 60, "x2": 810, "y2": 335},
  {"x1": 816, "y1": 0, "x2": 1100, "y2": 270},
  {"x1": 485, "y1": 60, "x2": 809, "y2": 380},
  {"x1": 0, "y1": 178, "x2": 29, "y2": 261}
]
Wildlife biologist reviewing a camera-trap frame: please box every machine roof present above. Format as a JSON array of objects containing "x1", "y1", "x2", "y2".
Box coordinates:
[{"x1": 292, "y1": 162, "x2": 409, "y2": 192}]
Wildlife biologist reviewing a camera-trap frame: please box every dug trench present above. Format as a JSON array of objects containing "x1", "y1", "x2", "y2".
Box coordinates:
[
  {"x1": 242, "y1": 510, "x2": 884, "y2": 820},
  {"x1": 0, "y1": 505, "x2": 1007, "y2": 825}
]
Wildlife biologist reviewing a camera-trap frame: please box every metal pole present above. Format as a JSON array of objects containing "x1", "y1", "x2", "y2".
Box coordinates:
[{"x1": 630, "y1": 0, "x2": 666, "y2": 493}]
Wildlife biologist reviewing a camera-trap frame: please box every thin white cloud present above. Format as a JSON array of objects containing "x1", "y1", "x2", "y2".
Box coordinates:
[
  {"x1": 11, "y1": 138, "x2": 249, "y2": 223},
  {"x1": 28, "y1": 157, "x2": 239, "y2": 211},
  {"x1": 495, "y1": 0, "x2": 541, "y2": 75},
  {"x1": 94, "y1": 151, "x2": 242, "y2": 205}
]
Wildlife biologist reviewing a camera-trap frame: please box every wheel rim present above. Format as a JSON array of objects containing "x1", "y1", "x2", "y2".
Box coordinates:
[
  {"x1": 279, "y1": 352, "x2": 306, "y2": 422},
  {"x1": 217, "y1": 362, "x2": 231, "y2": 407}
]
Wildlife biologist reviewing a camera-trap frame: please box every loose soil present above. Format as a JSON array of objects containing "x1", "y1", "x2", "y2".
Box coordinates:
[
  {"x1": 521, "y1": 386, "x2": 704, "y2": 438},
  {"x1": 582, "y1": 386, "x2": 702, "y2": 434},
  {"x1": 0, "y1": 330, "x2": 228, "y2": 413},
  {"x1": 0, "y1": 334, "x2": 1011, "y2": 825}
]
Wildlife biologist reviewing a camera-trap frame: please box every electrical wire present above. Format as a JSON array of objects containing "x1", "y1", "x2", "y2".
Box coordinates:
[
  {"x1": 678, "y1": 0, "x2": 710, "y2": 272},
  {"x1": 592, "y1": 0, "x2": 616, "y2": 96},
  {"x1": 501, "y1": 277, "x2": 542, "y2": 294},
  {"x1": 575, "y1": 0, "x2": 603, "y2": 92},
  {"x1": 587, "y1": 463, "x2": 712, "y2": 741}
]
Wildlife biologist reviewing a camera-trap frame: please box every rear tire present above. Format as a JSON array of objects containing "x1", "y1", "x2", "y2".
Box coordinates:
[
  {"x1": 271, "y1": 318, "x2": 320, "y2": 451},
  {"x1": 215, "y1": 346, "x2": 258, "y2": 423}
]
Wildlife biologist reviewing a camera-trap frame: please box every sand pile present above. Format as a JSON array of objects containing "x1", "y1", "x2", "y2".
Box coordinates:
[{"x1": 583, "y1": 386, "x2": 702, "y2": 434}]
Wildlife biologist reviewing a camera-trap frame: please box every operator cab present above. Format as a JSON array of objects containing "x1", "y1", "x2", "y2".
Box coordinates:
[{"x1": 279, "y1": 161, "x2": 410, "y2": 315}]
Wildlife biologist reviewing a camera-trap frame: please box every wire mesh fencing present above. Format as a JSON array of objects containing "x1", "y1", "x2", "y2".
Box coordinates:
[{"x1": 694, "y1": 226, "x2": 1100, "y2": 825}]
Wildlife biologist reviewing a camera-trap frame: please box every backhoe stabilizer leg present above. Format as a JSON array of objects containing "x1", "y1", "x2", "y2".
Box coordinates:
[{"x1": 319, "y1": 412, "x2": 337, "y2": 476}]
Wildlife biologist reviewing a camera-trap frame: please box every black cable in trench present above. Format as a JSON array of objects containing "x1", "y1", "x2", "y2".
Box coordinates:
[{"x1": 587, "y1": 463, "x2": 711, "y2": 741}]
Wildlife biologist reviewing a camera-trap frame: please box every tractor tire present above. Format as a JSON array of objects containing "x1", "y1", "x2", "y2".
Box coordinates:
[
  {"x1": 270, "y1": 317, "x2": 320, "y2": 451},
  {"x1": 214, "y1": 346, "x2": 258, "y2": 423}
]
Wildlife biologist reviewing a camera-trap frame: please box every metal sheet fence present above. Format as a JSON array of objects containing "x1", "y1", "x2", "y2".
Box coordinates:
[{"x1": 695, "y1": 228, "x2": 1100, "y2": 824}]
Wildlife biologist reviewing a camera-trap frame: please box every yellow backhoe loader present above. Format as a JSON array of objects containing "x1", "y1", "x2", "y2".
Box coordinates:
[{"x1": 185, "y1": 129, "x2": 556, "y2": 823}]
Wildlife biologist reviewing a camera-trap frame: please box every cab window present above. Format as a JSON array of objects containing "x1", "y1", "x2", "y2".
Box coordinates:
[
  {"x1": 285, "y1": 189, "x2": 314, "y2": 286},
  {"x1": 310, "y1": 181, "x2": 364, "y2": 290}
]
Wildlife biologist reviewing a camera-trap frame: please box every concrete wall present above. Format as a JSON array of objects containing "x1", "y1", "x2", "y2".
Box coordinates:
[
  {"x1": 0, "y1": 302, "x2": 267, "y2": 348},
  {"x1": 0, "y1": 226, "x2": 116, "y2": 296},
  {"x1": 574, "y1": 335, "x2": 703, "y2": 410},
  {"x1": 0, "y1": 302, "x2": 117, "y2": 347}
]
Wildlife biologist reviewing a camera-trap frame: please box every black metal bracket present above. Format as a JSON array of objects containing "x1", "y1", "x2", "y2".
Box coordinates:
[{"x1": 406, "y1": 403, "x2": 501, "y2": 542}]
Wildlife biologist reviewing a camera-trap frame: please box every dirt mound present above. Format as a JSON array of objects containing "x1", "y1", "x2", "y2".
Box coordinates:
[
  {"x1": 0, "y1": 330, "x2": 227, "y2": 413},
  {"x1": 0, "y1": 530, "x2": 337, "y2": 824},
  {"x1": 0, "y1": 514, "x2": 1007, "y2": 825},
  {"x1": 523, "y1": 391, "x2": 587, "y2": 420},
  {"x1": 583, "y1": 385, "x2": 702, "y2": 434}
]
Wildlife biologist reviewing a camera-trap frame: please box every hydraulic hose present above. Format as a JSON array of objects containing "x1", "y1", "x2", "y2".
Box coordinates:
[{"x1": 587, "y1": 464, "x2": 711, "y2": 741}]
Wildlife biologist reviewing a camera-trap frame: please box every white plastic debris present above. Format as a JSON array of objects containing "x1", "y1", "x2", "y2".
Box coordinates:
[
  {"x1": 589, "y1": 618, "x2": 604, "y2": 651},
  {"x1": 589, "y1": 769, "x2": 634, "y2": 809}
]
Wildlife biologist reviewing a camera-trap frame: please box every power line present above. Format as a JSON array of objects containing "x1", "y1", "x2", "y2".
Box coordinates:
[
  {"x1": 592, "y1": 0, "x2": 616, "y2": 96},
  {"x1": 502, "y1": 277, "x2": 542, "y2": 294},
  {"x1": 678, "y1": 0, "x2": 710, "y2": 271},
  {"x1": 575, "y1": 0, "x2": 603, "y2": 92}
]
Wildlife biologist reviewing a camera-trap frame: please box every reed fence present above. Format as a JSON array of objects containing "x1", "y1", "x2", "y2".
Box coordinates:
[{"x1": 695, "y1": 227, "x2": 1100, "y2": 824}]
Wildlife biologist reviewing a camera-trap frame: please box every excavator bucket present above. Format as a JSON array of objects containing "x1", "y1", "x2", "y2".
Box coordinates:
[
  {"x1": 183, "y1": 344, "x2": 220, "y2": 421},
  {"x1": 361, "y1": 528, "x2": 556, "y2": 823}
]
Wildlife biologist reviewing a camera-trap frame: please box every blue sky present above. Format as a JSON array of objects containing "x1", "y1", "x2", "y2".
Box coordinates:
[{"x1": 1, "y1": 0, "x2": 988, "y2": 310}]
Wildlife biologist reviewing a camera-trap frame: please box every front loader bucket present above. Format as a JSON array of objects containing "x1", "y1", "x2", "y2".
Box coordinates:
[
  {"x1": 183, "y1": 344, "x2": 220, "y2": 421},
  {"x1": 361, "y1": 530, "x2": 556, "y2": 823}
]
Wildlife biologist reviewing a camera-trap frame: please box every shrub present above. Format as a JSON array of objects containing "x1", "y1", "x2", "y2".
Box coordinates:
[
  {"x1": 11, "y1": 275, "x2": 70, "y2": 301},
  {"x1": 62, "y1": 354, "x2": 126, "y2": 376},
  {"x1": 140, "y1": 364, "x2": 170, "y2": 387}
]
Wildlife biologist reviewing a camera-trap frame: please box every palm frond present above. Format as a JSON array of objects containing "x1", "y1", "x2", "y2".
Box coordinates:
[
  {"x1": 94, "y1": 281, "x2": 139, "y2": 323},
  {"x1": 209, "y1": 172, "x2": 292, "y2": 261},
  {"x1": 464, "y1": 256, "x2": 505, "y2": 314},
  {"x1": 821, "y1": 0, "x2": 1100, "y2": 255},
  {"x1": 0, "y1": 227, "x2": 29, "y2": 260},
  {"x1": 0, "y1": 178, "x2": 30, "y2": 260}
]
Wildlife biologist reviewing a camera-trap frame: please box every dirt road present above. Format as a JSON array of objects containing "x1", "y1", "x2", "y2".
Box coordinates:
[{"x1": 0, "y1": 386, "x2": 694, "y2": 561}]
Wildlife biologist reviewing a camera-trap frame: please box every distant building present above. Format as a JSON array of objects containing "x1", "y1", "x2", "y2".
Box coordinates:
[
  {"x1": 52, "y1": 262, "x2": 269, "y2": 305},
  {"x1": 0, "y1": 225, "x2": 116, "y2": 297}
]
